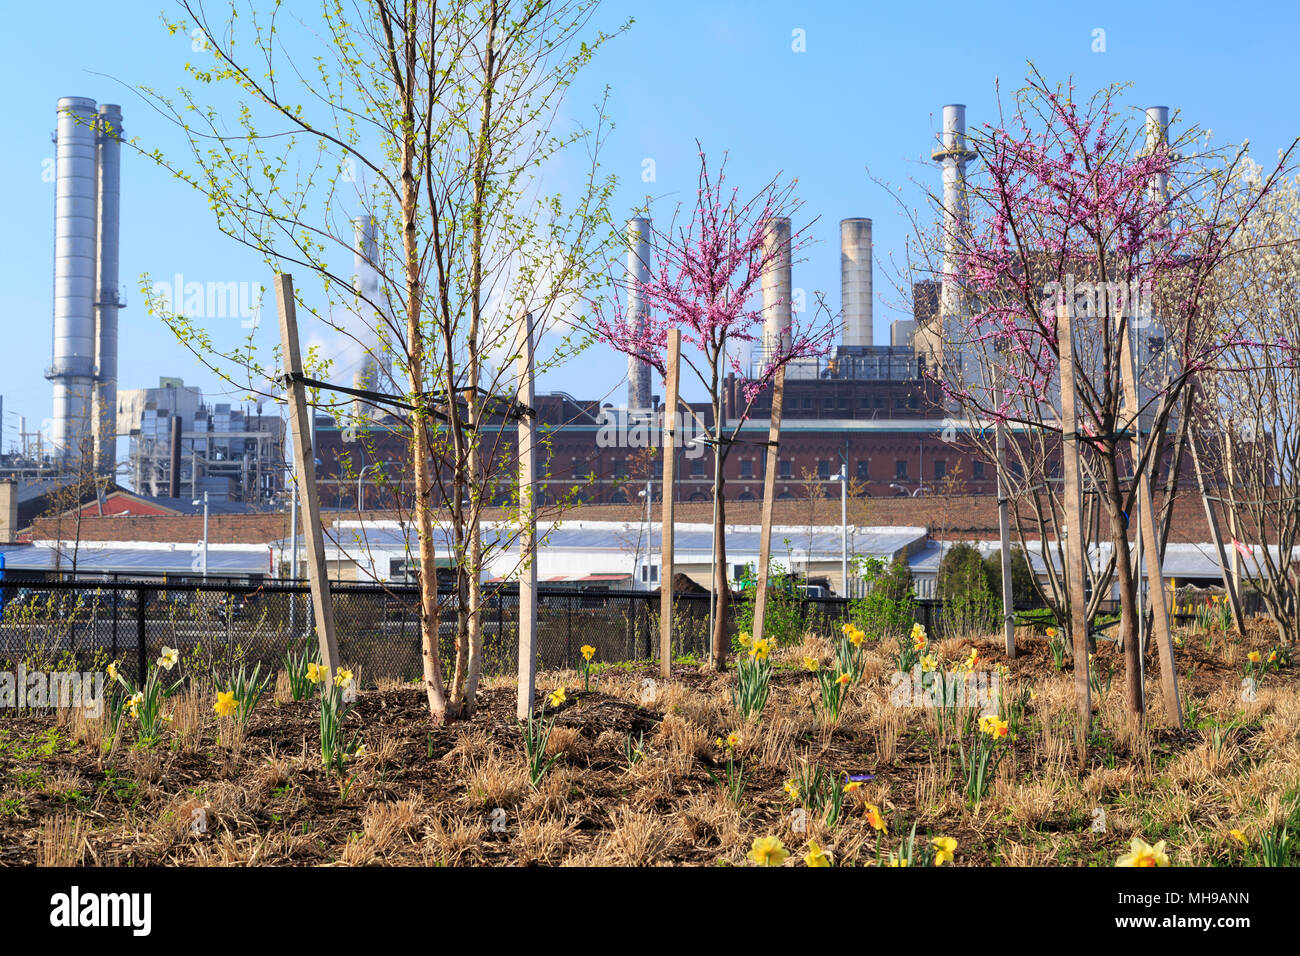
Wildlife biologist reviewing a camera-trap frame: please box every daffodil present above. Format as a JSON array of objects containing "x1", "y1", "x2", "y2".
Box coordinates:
[
  {"x1": 865, "y1": 803, "x2": 887, "y2": 833},
  {"x1": 920, "y1": 654, "x2": 938, "y2": 673},
  {"x1": 157, "y1": 646, "x2": 179, "y2": 671},
  {"x1": 1045, "y1": 626, "x2": 1058, "y2": 639},
  {"x1": 836, "y1": 672, "x2": 852, "y2": 686},
  {"x1": 849, "y1": 630, "x2": 865, "y2": 647},
  {"x1": 548, "y1": 686, "x2": 566, "y2": 708},
  {"x1": 979, "y1": 714, "x2": 1010, "y2": 739},
  {"x1": 213, "y1": 690, "x2": 238, "y2": 718},
  {"x1": 962, "y1": 648, "x2": 980, "y2": 671},
  {"x1": 932, "y1": 836, "x2": 957, "y2": 865},
  {"x1": 738, "y1": 632, "x2": 752, "y2": 647},
  {"x1": 749, "y1": 637, "x2": 772, "y2": 660},
  {"x1": 747, "y1": 835, "x2": 789, "y2": 867},
  {"x1": 725, "y1": 731, "x2": 740, "y2": 748},
  {"x1": 1115, "y1": 836, "x2": 1171, "y2": 867},
  {"x1": 581, "y1": 645, "x2": 596, "y2": 661},
  {"x1": 334, "y1": 667, "x2": 354, "y2": 689},
  {"x1": 843, "y1": 780, "x2": 862, "y2": 794},
  {"x1": 805, "y1": 840, "x2": 833, "y2": 867},
  {"x1": 306, "y1": 662, "x2": 329, "y2": 684},
  {"x1": 106, "y1": 662, "x2": 119, "y2": 682},
  {"x1": 1248, "y1": 651, "x2": 1261, "y2": 664},
  {"x1": 1268, "y1": 650, "x2": 1277, "y2": 664},
  {"x1": 886, "y1": 855, "x2": 909, "y2": 867},
  {"x1": 783, "y1": 779, "x2": 800, "y2": 801},
  {"x1": 803, "y1": 656, "x2": 820, "y2": 672},
  {"x1": 1229, "y1": 829, "x2": 1248, "y2": 846}
]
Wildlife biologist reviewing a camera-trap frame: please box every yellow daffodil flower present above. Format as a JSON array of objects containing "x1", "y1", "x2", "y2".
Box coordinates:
[
  {"x1": 932, "y1": 836, "x2": 957, "y2": 865},
  {"x1": 158, "y1": 647, "x2": 179, "y2": 671},
  {"x1": 805, "y1": 840, "x2": 833, "y2": 867},
  {"x1": 803, "y1": 657, "x2": 820, "y2": 672},
  {"x1": 213, "y1": 690, "x2": 238, "y2": 718},
  {"x1": 307, "y1": 662, "x2": 329, "y2": 684},
  {"x1": 548, "y1": 686, "x2": 566, "y2": 708},
  {"x1": 1229, "y1": 829, "x2": 1248, "y2": 846},
  {"x1": 865, "y1": 803, "x2": 887, "y2": 833},
  {"x1": 581, "y1": 645, "x2": 596, "y2": 661},
  {"x1": 747, "y1": 836, "x2": 789, "y2": 867},
  {"x1": 1115, "y1": 836, "x2": 1171, "y2": 867}
]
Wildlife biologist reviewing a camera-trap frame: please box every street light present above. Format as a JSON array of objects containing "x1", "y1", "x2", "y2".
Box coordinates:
[
  {"x1": 831, "y1": 464, "x2": 848, "y2": 597},
  {"x1": 889, "y1": 482, "x2": 925, "y2": 498},
  {"x1": 190, "y1": 491, "x2": 209, "y2": 578},
  {"x1": 357, "y1": 461, "x2": 385, "y2": 512}
]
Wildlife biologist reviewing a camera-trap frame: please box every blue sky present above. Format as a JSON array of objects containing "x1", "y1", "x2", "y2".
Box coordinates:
[{"x1": 3, "y1": 0, "x2": 1297, "y2": 454}]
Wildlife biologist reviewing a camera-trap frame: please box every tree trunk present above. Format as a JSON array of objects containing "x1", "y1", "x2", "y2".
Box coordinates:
[
  {"x1": 712, "y1": 454, "x2": 730, "y2": 671},
  {"x1": 1102, "y1": 452, "x2": 1143, "y2": 716}
]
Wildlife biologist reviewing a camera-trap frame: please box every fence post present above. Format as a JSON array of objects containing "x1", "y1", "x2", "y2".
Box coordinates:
[{"x1": 136, "y1": 587, "x2": 147, "y2": 682}]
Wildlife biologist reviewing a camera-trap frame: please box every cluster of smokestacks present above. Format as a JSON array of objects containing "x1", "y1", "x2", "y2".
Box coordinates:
[
  {"x1": 48, "y1": 97, "x2": 123, "y2": 474},
  {"x1": 620, "y1": 211, "x2": 876, "y2": 410}
]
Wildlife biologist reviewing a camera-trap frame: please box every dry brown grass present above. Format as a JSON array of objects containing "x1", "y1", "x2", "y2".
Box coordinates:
[{"x1": 37, "y1": 813, "x2": 85, "y2": 866}]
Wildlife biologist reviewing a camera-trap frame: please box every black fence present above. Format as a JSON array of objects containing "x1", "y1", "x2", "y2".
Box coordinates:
[
  {"x1": 2, "y1": 575, "x2": 1149, "y2": 687},
  {"x1": 0, "y1": 577, "x2": 875, "y2": 686}
]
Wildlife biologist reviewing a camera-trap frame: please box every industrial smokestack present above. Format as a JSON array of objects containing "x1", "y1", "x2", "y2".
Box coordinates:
[
  {"x1": 1144, "y1": 106, "x2": 1170, "y2": 204},
  {"x1": 93, "y1": 103, "x2": 123, "y2": 478},
  {"x1": 760, "y1": 216, "x2": 792, "y2": 364},
  {"x1": 48, "y1": 97, "x2": 100, "y2": 463},
  {"x1": 351, "y1": 215, "x2": 382, "y2": 420},
  {"x1": 168, "y1": 414, "x2": 182, "y2": 498},
  {"x1": 625, "y1": 217, "x2": 652, "y2": 411},
  {"x1": 928, "y1": 104, "x2": 977, "y2": 377},
  {"x1": 840, "y1": 218, "x2": 873, "y2": 348}
]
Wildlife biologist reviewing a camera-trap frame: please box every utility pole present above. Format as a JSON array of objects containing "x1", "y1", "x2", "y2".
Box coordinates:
[
  {"x1": 516, "y1": 312, "x2": 538, "y2": 719},
  {"x1": 274, "y1": 273, "x2": 341, "y2": 673},
  {"x1": 752, "y1": 364, "x2": 785, "y2": 644},
  {"x1": 658, "y1": 330, "x2": 681, "y2": 678},
  {"x1": 837, "y1": 462, "x2": 848, "y2": 596}
]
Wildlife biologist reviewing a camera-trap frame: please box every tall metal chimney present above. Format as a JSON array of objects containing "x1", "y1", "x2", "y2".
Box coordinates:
[
  {"x1": 760, "y1": 216, "x2": 792, "y2": 364},
  {"x1": 48, "y1": 97, "x2": 100, "y2": 463},
  {"x1": 626, "y1": 217, "x2": 652, "y2": 410},
  {"x1": 927, "y1": 104, "x2": 977, "y2": 377},
  {"x1": 840, "y1": 218, "x2": 873, "y2": 348},
  {"x1": 93, "y1": 103, "x2": 123, "y2": 478},
  {"x1": 351, "y1": 214, "x2": 382, "y2": 420},
  {"x1": 1144, "y1": 106, "x2": 1170, "y2": 205}
]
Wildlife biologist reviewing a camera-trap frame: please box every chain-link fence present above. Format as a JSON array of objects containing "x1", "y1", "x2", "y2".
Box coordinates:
[{"x1": 0, "y1": 577, "x2": 871, "y2": 686}]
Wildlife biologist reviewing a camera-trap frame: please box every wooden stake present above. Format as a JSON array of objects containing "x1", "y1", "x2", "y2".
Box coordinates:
[
  {"x1": 658, "y1": 330, "x2": 681, "y2": 679},
  {"x1": 1057, "y1": 303, "x2": 1092, "y2": 765},
  {"x1": 995, "y1": 373, "x2": 1015, "y2": 658},
  {"x1": 1118, "y1": 319, "x2": 1182, "y2": 727},
  {"x1": 516, "y1": 312, "x2": 538, "y2": 719},
  {"x1": 1188, "y1": 379, "x2": 1248, "y2": 634},
  {"x1": 752, "y1": 364, "x2": 786, "y2": 646},
  {"x1": 274, "y1": 274, "x2": 340, "y2": 674}
]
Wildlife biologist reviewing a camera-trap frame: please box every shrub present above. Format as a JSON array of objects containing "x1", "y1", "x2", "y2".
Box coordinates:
[{"x1": 848, "y1": 556, "x2": 915, "y2": 639}]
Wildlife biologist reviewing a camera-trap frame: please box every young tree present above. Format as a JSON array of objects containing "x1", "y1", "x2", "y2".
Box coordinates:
[
  {"x1": 137, "y1": 0, "x2": 626, "y2": 721},
  {"x1": 1201, "y1": 162, "x2": 1300, "y2": 645},
  {"x1": 592, "y1": 151, "x2": 835, "y2": 670},
  {"x1": 904, "y1": 69, "x2": 1298, "y2": 715}
]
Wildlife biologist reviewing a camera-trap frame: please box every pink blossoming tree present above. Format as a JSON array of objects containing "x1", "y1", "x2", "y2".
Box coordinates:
[
  {"x1": 910, "y1": 69, "x2": 1298, "y2": 718},
  {"x1": 593, "y1": 149, "x2": 836, "y2": 670}
]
